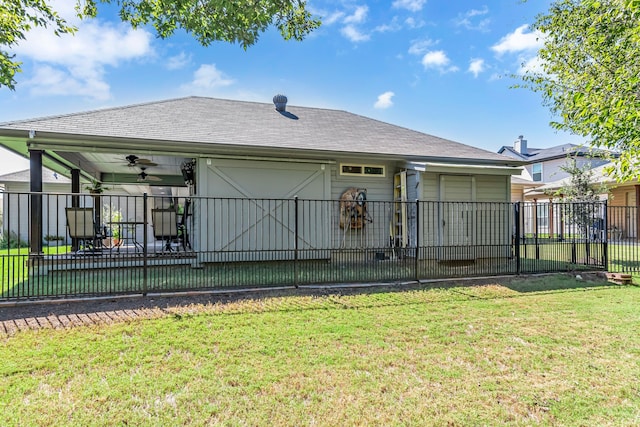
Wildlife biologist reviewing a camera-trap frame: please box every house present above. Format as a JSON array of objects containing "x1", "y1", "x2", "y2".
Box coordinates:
[
  {"x1": 499, "y1": 135, "x2": 638, "y2": 240},
  {"x1": 499, "y1": 135, "x2": 612, "y2": 202},
  {"x1": 536, "y1": 163, "x2": 639, "y2": 240},
  {"x1": 0, "y1": 96, "x2": 522, "y2": 261},
  {"x1": 0, "y1": 168, "x2": 72, "y2": 243}
]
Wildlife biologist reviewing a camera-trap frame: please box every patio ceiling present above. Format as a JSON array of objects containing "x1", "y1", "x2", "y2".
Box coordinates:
[{"x1": 55, "y1": 151, "x2": 189, "y2": 186}]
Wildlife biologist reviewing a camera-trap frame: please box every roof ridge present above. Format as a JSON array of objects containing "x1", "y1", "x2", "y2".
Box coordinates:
[{"x1": 0, "y1": 96, "x2": 350, "y2": 126}]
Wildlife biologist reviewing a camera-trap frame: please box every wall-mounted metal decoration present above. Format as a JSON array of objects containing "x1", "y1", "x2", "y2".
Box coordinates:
[{"x1": 339, "y1": 187, "x2": 371, "y2": 229}]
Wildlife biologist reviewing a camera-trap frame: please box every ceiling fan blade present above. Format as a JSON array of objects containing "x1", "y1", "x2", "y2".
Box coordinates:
[
  {"x1": 146, "y1": 175, "x2": 162, "y2": 182},
  {"x1": 136, "y1": 159, "x2": 158, "y2": 167}
]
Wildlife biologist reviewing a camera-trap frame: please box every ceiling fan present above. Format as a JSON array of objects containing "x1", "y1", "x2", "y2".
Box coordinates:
[
  {"x1": 137, "y1": 167, "x2": 162, "y2": 182},
  {"x1": 125, "y1": 154, "x2": 157, "y2": 167}
]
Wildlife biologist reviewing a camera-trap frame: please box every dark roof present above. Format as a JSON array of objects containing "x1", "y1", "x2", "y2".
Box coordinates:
[
  {"x1": 0, "y1": 168, "x2": 70, "y2": 184},
  {"x1": 0, "y1": 96, "x2": 516, "y2": 165},
  {"x1": 498, "y1": 143, "x2": 613, "y2": 163}
]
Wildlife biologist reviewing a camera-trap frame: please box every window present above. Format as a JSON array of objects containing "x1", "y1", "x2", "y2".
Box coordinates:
[
  {"x1": 340, "y1": 163, "x2": 385, "y2": 177},
  {"x1": 536, "y1": 204, "x2": 549, "y2": 227},
  {"x1": 532, "y1": 163, "x2": 543, "y2": 182}
]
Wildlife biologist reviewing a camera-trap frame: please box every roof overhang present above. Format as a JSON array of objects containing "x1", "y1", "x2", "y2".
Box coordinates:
[
  {"x1": 405, "y1": 162, "x2": 522, "y2": 176},
  {"x1": 0, "y1": 129, "x2": 524, "y2": 172}
]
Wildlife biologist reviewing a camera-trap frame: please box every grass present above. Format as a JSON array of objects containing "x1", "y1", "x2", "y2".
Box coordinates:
[
  {"x1": 1, "y1": 246, "x2": 71, "y2": 289},
  {"x1": 1, "y1": 276, "x2": 639, "y2": 426},
  {"x1": 3, "y1": 240, "x2": 640, "y2": 299}
]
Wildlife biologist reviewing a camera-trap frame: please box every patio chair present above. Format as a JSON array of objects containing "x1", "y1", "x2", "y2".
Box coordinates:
[
  {"x1": 65, "y1": 207, "x2": 106, "y2": 253},
  {"x1": 152, "y1": 208, "x2": 179, "y2": 252}
]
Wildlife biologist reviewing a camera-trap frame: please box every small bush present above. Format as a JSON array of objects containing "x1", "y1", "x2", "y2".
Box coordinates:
[{"x1": 0, "y1": 230, "x2": 29, "y2": 249}]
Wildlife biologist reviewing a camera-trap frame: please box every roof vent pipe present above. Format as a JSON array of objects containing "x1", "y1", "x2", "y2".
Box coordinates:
[{"x1": 273, "y1": 94, "x2": 288, "y2": 112}]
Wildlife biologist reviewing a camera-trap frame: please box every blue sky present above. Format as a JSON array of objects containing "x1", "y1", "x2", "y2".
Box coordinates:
[{"x1": 0, "y1": 0, "x2": 576, "y2": 174}]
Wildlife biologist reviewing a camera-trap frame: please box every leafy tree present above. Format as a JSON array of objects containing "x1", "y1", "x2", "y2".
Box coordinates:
[
  {"x1": 521, "y1": 0, "x2": 640, "y2": 182},
  {"x1": 1, "y1": 0, "x2": 320, "y2": 90},
  {"x1": 547, "y1": 157, "x2": 608, "y2": 238}
]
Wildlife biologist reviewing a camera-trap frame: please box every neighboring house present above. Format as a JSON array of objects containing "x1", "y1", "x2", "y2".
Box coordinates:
[
  {"x1": 0, "y1": 167, "x2": 181, "y2": 245},
  {"x1": 537, "y1": 163, "x2": 639, "y2": 239},
  {"x1": 0, "y1": 168, "x2": 71, "y2": 242},
  {"x1": 0, "y1": 96, "x2": 522, "y2": 260},
  {"x1": 501, "y1": 131, "x2": 639, "y2": 240},
  {"x1": 499, "y1": 135, "x2": 613, "y2": 202}
]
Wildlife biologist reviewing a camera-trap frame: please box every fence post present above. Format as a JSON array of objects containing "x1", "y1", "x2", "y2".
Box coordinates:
[
  {"x1": 415, "y1": 199, "x2": 420, "y2": 282},
  {"x1": 603, "y1": 200, "x2": 608, "y2": 270},
  {"x1": 514, "y1": 202, "x2": 521, "y2": 275},
  {"x1": 142, "y1": 193, "x2": 148, "y2": 296},
  {"x1": 294, "y1": 196, "x2": 299, "y2": 288}
]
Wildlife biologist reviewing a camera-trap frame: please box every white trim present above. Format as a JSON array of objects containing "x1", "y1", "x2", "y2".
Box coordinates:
[{"x1": 406, "y1": 162, "x2": 521, "y2": 176}]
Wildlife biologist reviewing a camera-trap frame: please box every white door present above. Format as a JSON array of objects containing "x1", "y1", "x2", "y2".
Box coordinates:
[
  {"x1": 439, "y1": 175, "x2": 475, "y2": 260},
  {"x1": 198, "y1": 159, "x2": 330, "y2": 260}
]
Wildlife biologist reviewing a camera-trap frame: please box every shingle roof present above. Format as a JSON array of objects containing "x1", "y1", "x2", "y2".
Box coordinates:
[
  {"x1": 0, "y1": 96, "x2": 516, "y2": 164},
  {"x1": 498, "y1": 143, "x2": 612, "y2": 163},
  {"x1": 0, "y1": 168, "x2": 70, "y2": 184}
]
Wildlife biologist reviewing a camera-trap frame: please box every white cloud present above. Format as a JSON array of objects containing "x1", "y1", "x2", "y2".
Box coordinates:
[
  {"x1": 405, "y1": 17, "x2": 426, "y2": 29},
  {"x1": 408, "y1": 39, "x2": 436, "y2": 56},
  {"x1": 24, "y1": 65, "x2": 111, "y2": 100},
  {"x1": 393, "y1": 0, "x2": 427, "y2": 12},
  {"x1": 420, "y1": 50, "x2": 459, "y2": 73},
  {"x1": 468, "y1": 58, "x2": 485, "y2": 78},
  {"x1": 338, "y1": 6, "x2": 370, "y2": 42},
  {"x1": 166, "y1": 52, "x2": 191, "y2": 70},
  {"x1": 344, "y1": 6, "x2": 368, "y2": 24},
  {"x1": 374, "y1": 91, "x2": 395, "y2": 109},
  {"x1": 323, "y1": 11, "x2": 346, "y2": 25},
  {"x1": 492, "y1": 24, "x2": 543, "y2": 55},
  {"x1": 375, "y1": 17, "x2": 401, "y2": 33},
  {"x1": 184, "y1": 64, "x2": 235, "y2": 90},
  {"x1": 341, "y1": 25, "x2": 370, "y2": 42},
  {"x1": 455, "y1": 6, "x2": 490, "y2": 32},
  {"x1": 14, "y1": 19, "x2": 153, "y2": 99},
  {"x1": 422, "y1": 51, "x2": 449, "y2": 68}
]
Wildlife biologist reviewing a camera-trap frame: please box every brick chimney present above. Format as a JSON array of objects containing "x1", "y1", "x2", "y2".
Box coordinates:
[{"x1": 514, "y1": 135, "x2": 528, "y2": 155}]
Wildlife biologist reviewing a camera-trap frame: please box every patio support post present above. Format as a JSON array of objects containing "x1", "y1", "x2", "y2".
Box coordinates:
[
  {"x1": 71, "y1": 168, "x2": 80, "y2": 252},
  {"x1": 29, "y1": 149, "x2": 43, "y2": 257}
]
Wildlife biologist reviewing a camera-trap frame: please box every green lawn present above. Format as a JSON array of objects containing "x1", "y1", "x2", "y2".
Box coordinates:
[
  {"x1": 3, "y1": 240, "x2": 640, "y2": 299},
  {"x1": 1, "y1": 246, "x2": 71, "y2": 289},
  {"x1": 1, "y1": 276, "x2": 639, "y2": 426}
]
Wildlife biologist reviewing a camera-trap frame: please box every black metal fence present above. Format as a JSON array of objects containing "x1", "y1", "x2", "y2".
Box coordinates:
[{"x1": 0, "y1": 192, "x2": 634, "y2": 301}]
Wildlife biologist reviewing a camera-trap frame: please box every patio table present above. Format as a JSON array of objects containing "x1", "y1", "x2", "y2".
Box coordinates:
[{"x1": 108, "y1": 221, "x2": 145, "y2": 253}]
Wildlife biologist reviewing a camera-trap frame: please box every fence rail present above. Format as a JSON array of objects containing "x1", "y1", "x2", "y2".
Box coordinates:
[{"x1": 0, "y1": 192, "x2": 636, "y2": 301}]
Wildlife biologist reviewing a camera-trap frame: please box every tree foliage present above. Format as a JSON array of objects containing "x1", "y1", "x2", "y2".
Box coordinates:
[
  {"x1": 1, "y1": 1, "x2": 75, "y2": 90},
  {"x1": 548, "y1": 157, "x2": 607, "y2": 234},
  {"x1": 522, "y1": 0, "x2": 640, "y2": 182},
  {"x1": 549, "y1": 157, "x2": 607, "y2": 203},
  {"x1": 1, "y1": 0, "x2": 320, "y2": 90}
]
